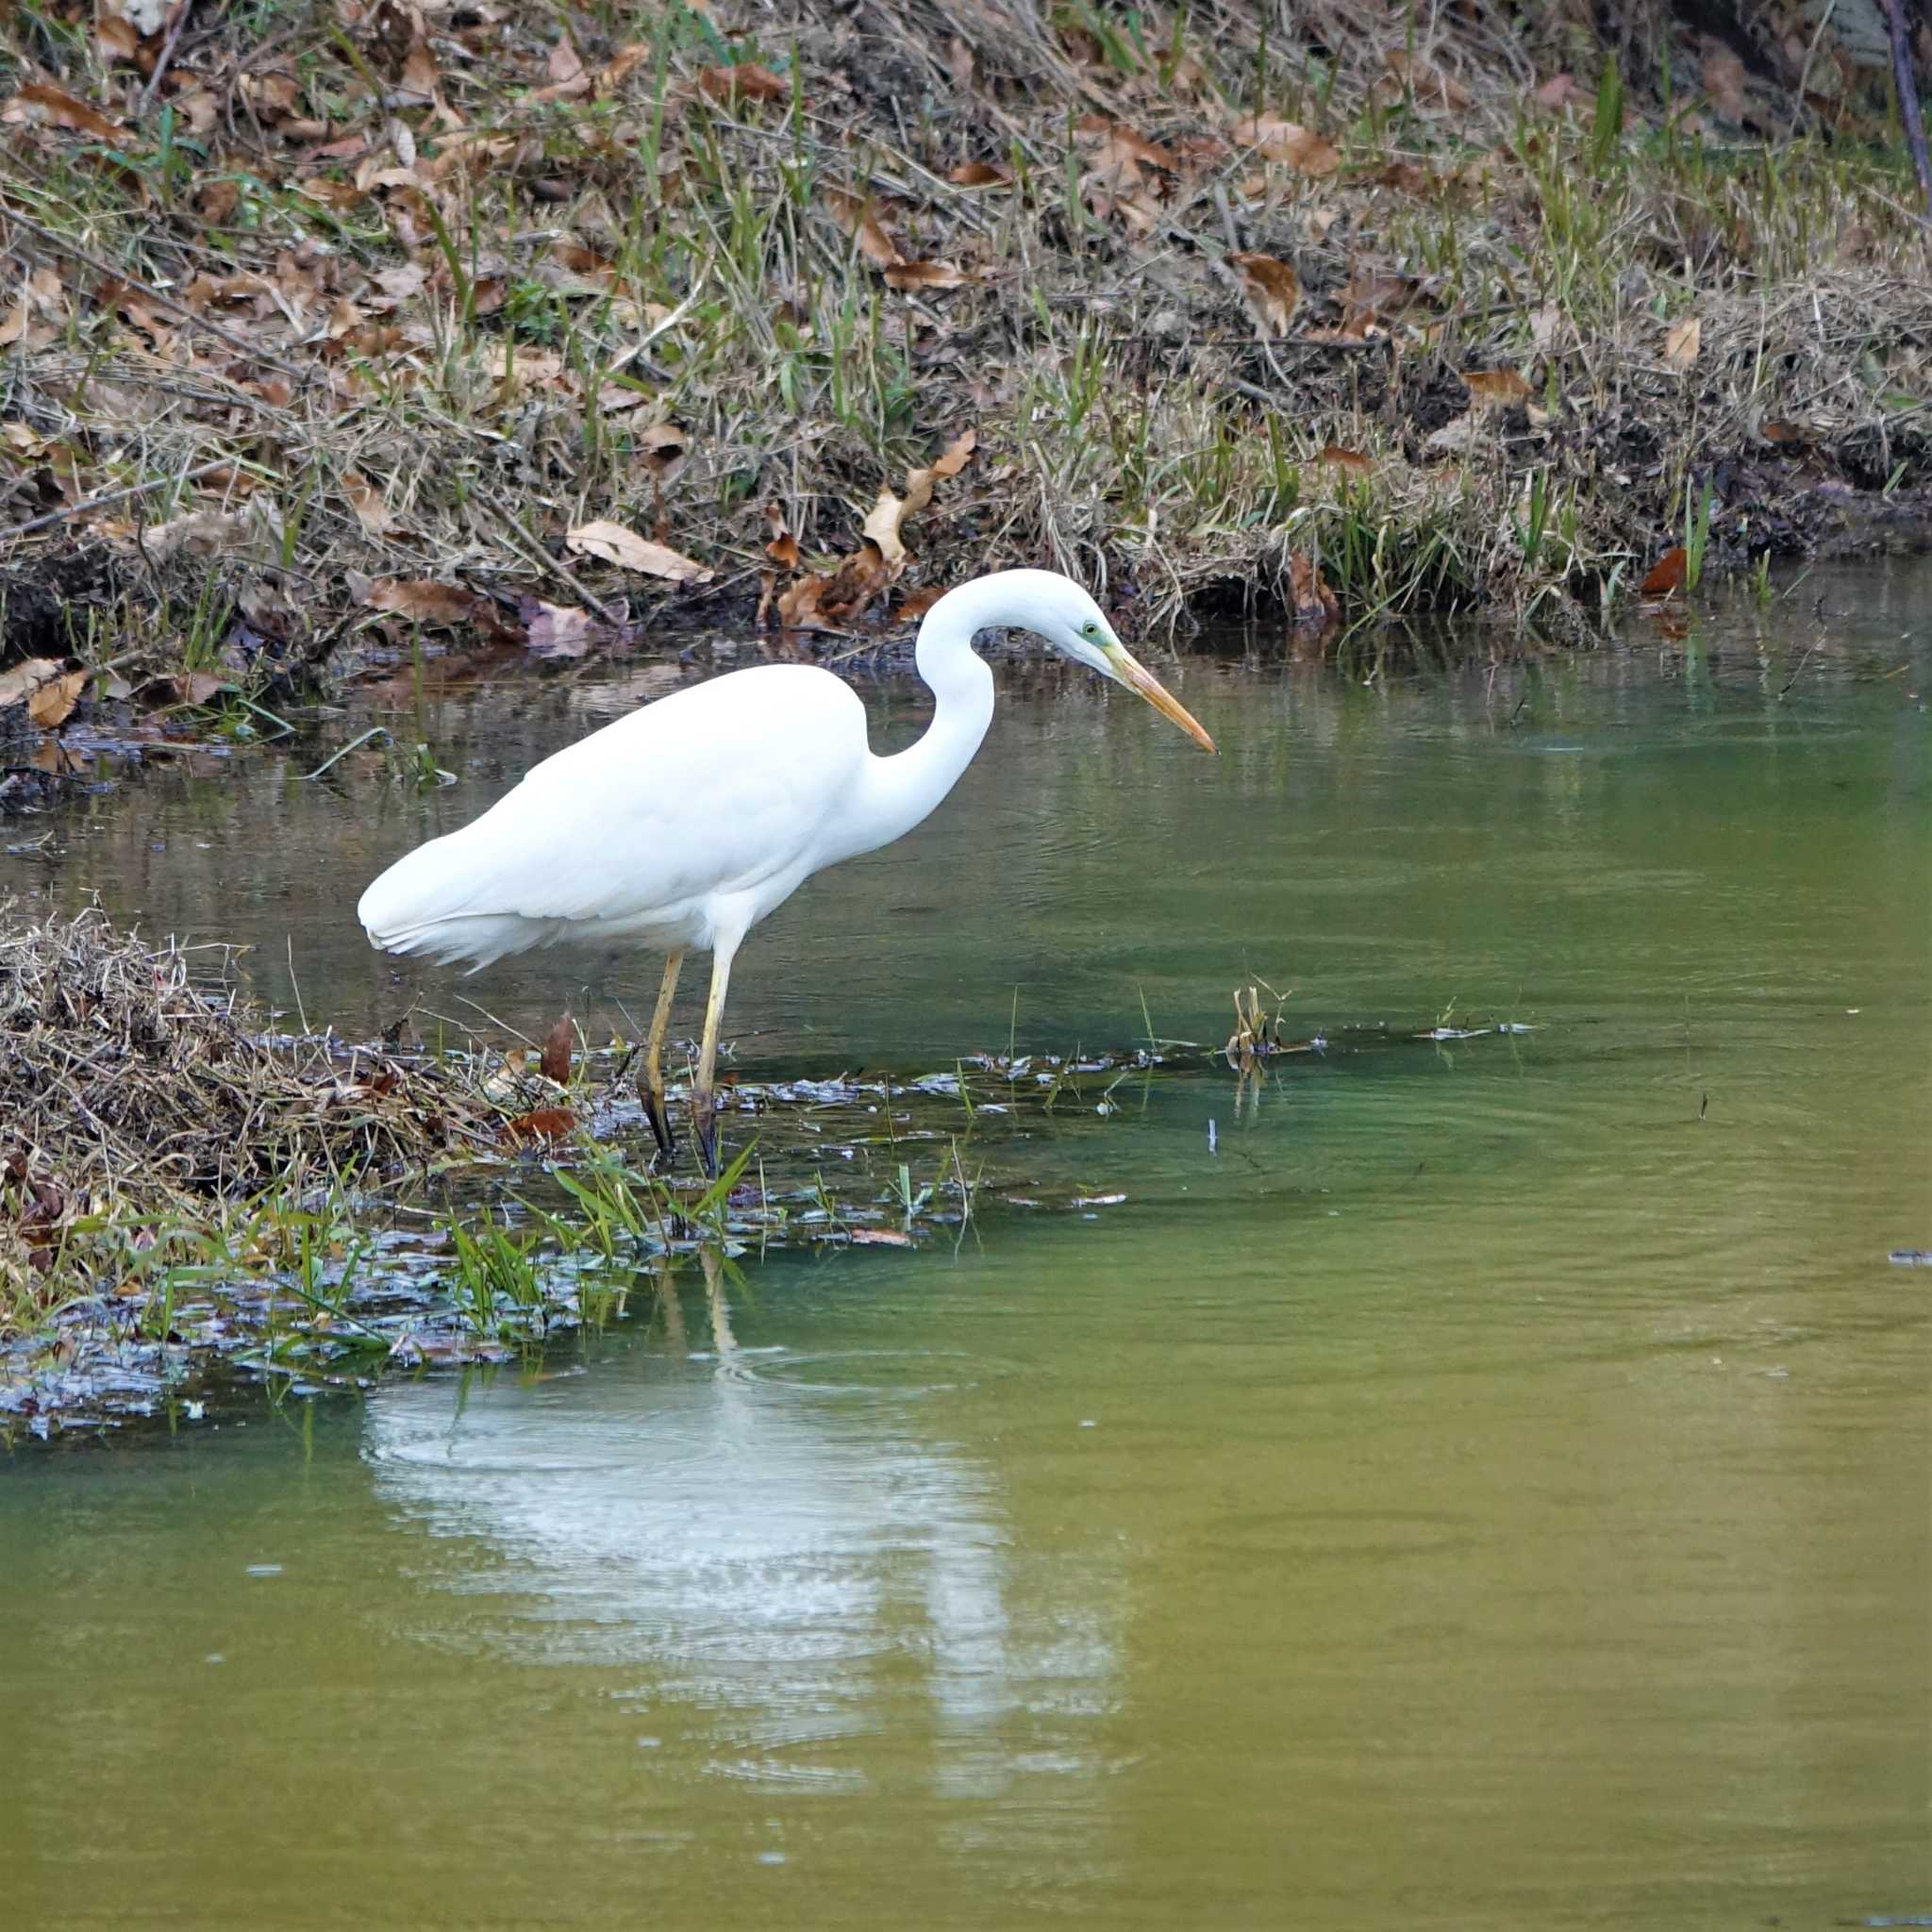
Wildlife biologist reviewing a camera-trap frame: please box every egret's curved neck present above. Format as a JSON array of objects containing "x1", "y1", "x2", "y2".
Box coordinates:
[{"x1": 831, "y1": 577, "x2": 1004, "y2": 863}]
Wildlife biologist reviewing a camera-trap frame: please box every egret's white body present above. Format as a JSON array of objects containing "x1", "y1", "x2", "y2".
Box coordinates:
[{"x1": 358, "y1": 569, "x2": 1214, "y2": 1169}]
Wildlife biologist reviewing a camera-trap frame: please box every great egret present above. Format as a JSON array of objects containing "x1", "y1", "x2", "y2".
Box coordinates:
[{"x1": 358, "y1": 568, "x2": 1215, "y2": 1173}]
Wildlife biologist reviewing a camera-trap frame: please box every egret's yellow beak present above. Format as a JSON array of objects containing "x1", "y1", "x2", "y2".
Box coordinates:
[{"x1": 1102, "y1": 642, "x2": 1218, "y2": 753}]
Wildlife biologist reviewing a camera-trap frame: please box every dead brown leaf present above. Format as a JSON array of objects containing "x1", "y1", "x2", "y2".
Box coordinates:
[
  {"x1": 1228, "y1": 253, "x2": 1300, "y2": 335},
  {"x1": 96, "y1": 13, "x2": 141, "y2": 65},
  {"x1": 865, "y1": 430, "x2": 976, "y2": 566},
  {"x1": 895, "y1": 586, "x2": 945, "y2": 622},
  {"x1": 763, "y1": 503, "x2": 800, "y2": 570},
  {"x1": 1076, "y1": 116, "x2": 1175, "y2": 172},
  {"x1": 1641, "y1": 547, "x2": 1689, "y2": 597},
  {"x1": 1288, "y1": 554, "x2": 1340, "y2": 633},
  {"x1": 342, "y1": 470, "x2": 395, "y2": 538},
  {"x1": 1316, "y1": 445, "x2": 1374, "y2": 475},
  {"x1": 142, "y1": 670, "x2": 229, "y2": 708},
  {"x1": 698, "y1": 62, "x2": 790, "y2": 104},
  {"x1": 637, "y1": 422, "x2": 690, "y2": 482},
  {"x1": 1460, "y1": 369, "x2": 1533, "y2": 409},
  {"x1": 823, "y1": 188, "x2": 903, "y2": 268},
  {"x1": 364, "y1": 579, "x2": 491, "y2": 627},
  {"x1": 0, "y1": 658, "x2": 66, "y2": 712},
  {"x1": 501, "y1": 1107, "x2": 576, "y2": 1145},
  {"x1": 1372, "y1": 160, "x2": 1440, "y2": 196},
  {"x1": 522, "y1": 601, "x2": 598, "y2": 658},
  {"x1": 1231, "y1": 113, "x2": 1341, "y2": 176},
  {"x1": 779, "y1": 432, "x2": 975, "y2": 629},
  {"x1": 3, "y1": 82, "x2": 123, "y2": 142},
  {"x1": 1340, "y1": 272, "x2": 1423, "y2": 325},
  {"x1": 28, "y1": 670, "x2": 88, "y2": 731},
  {"x1": 1663, "y1": 314, "x2": 1701, "y2": 372},
  {"x1": 948, "y1": 160, "x2": 1012, "y2": 188},
  {"x1": 1529, "y1": 303, "x2": 1567, "y2": 354},
  {"x1": 882, "y1": 259, "x2": 971, "y2": 291},
  {"x1": 565, "y1": 520, "x2": 713, "y2": 583}
]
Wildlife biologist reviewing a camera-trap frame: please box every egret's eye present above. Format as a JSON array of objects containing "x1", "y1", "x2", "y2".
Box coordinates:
[{"x1": 1081, "y1": 621, "x2": 1102, "y2": 640}]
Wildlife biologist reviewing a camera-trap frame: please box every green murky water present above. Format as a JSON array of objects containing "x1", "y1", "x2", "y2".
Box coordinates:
[{"x1": 4, "y1": 569, "x2": 1929, "y2": 1927}]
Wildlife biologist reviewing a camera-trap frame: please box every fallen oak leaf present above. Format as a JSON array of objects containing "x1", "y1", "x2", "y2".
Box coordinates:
[
  {"x1": 948, "y1": 160, "x2": 1012, "y2": 187},
  {"x1": 698, "y1": 62, "x2": 790, "y2": 104},
  {"x1": 565, "y1": 519, "x2": 713, "y2": 583},
  {"x1": 1460, "y1": 368, "x2": 1533, "y2": 409},
  {"x1": 2, "y1": 82, "x2": 124, "y2": 142},
  {"x1": 1372, "y1": 160, "x2": 1441, "y2": 195},
  {"x1": 1228, "y1": 252, "x2": 1300, "y2": 335},
  {"x1": 763, "y1": 503, "x2": 800, "y2": 569},
  {"x1": 1316, "y1": 445, "x2": 1374, "y2": 475},
  {"x1": 1231, "y1": 112, "x2": 1340, "y2": 175},
  {"x1": 0, "y1": 658, "x2": 67, "y2": 711},
  {"x1": 1663, "y1": 314, "x2": 1701, "y2": 372},
  {"x1": 342, "y1": 470, "x2": 395, "y2": 538},
  {"x1": 1340, "y1": 271, "x2": 1424, "y2": 325},
  {"x1": 822, "y1": 188, "x2": 903, "y2": 268},
  {"x1": 882, "y1": 259, "x2": 972, "y2": 291},
  {"x1": 500, "y1": 1107, "x2": 576, "y2": 1145},
  {"x1": 895, "y1": 585, "x2": 945, "y2": 622},
  {"x1": 26, "y1": 670, "x2": 87, "y2": 732},
  {"x1": 140, "y1": 670, "x2": 230, "y2": 708},
  {"x1": 520, "y1": 599, "x2": 598, "y2": 658},
  {"x1": 1641, "y1": 547, "x2": 1689, "y2": 598},
  {"x1": 636, "y1": 422, "x2": 690, "y2": 482},
  {"x1": 1075, "y1": 116, "x2": 1176, "y2": 172},
  {"x1": 863, "y1": 429, "x2": 977, "y2": 567},
  {"x1": 1288, "y1": 554, "x2": 1341, "y2": 633},
  {"x1": 364, "y1": 579, "x2": 487, "y2": 626},
  {"x1": 927, "y1": 427, "x2": 977, "y2": 480}
]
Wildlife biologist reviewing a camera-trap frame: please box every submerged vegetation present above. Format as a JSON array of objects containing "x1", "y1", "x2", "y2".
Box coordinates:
[
  {"x1": 0, "y1": 901, "x2": 1539, "y2": 1434},
  {"x1": 0, "y1": 0, "x2": 1929, "y2": 734}
]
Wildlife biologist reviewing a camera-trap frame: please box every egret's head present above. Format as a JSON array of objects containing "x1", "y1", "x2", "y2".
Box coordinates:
[{"x1": 980, "y1": 569, "x2": 1217, "y2": 753}]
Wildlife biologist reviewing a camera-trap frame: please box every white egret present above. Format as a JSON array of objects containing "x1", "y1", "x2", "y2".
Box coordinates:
[{"x1": 358, "y1": 568, "x2": 1215, "y2": 1173}]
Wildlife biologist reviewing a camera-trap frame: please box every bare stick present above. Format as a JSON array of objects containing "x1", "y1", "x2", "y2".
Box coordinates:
[
  {"x1": 140, "y1": 1, "x2": 195, "y2": 117},
  {"x1": 0, "y1": 456, "x2": 238, "y2": 544},
  {"x1": 1880, "y1": 0, "x2": 1932, "y2": 222}
]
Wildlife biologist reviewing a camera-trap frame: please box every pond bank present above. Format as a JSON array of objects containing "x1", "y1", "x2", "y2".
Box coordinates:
[{"x1": 3, "y1": 0, "x2": 1931, "y2": 733}]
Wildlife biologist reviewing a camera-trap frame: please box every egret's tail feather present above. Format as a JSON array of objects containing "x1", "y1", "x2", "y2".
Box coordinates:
[{"x1": 360, "y1": 911, "x2": 552, "y2": 970}]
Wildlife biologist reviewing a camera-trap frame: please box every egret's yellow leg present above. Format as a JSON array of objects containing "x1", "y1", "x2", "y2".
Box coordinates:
[
  {"x1": 692, "y1": 937, "x2": 740, "y2": 1178},
  {"x1": 641, "y1": 949, "x2": 683, "y2": 1164}
]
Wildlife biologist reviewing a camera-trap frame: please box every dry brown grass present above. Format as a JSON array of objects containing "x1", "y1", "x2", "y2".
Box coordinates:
[{"x1": 0, "y1": 901, "x2": 497, "y2": 1329}]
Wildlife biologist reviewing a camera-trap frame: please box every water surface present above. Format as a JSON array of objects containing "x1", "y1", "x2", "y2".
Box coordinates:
[{"x1": 3, "y1": 570, "x2": 1927, "y2": 1927}]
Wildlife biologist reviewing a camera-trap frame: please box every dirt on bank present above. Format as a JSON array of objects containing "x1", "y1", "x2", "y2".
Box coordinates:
[{"x1": 2, "y1": 1, "x2": 1930, "y2": 739}]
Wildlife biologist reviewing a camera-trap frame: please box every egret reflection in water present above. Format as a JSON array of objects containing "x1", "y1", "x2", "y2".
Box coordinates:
[{"x1": 360, "y1": 1257, "x2": 1123, "y2": 1797}]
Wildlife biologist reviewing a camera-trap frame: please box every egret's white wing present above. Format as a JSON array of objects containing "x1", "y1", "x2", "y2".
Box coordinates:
[{"x1": 358, "y1": 666, "x2": 868, "y2": 949}]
